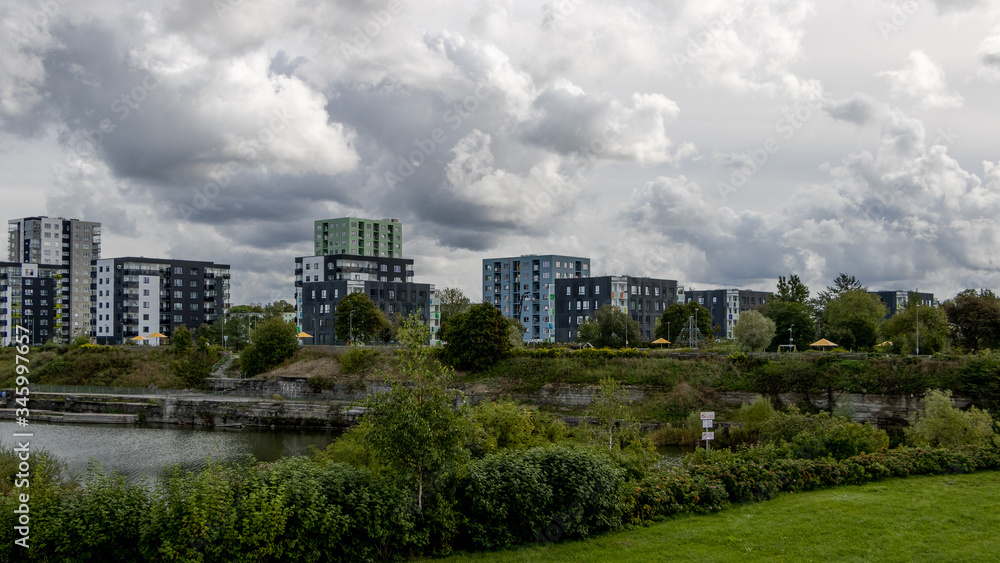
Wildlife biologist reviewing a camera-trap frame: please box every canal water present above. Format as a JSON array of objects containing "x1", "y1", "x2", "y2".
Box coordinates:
[{"x1": 0, "y1": 421, "x2": 340, "y2": 482}]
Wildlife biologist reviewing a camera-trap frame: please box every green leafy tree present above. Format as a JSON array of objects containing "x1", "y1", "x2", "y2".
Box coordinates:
[
  {"x1": 590, "y1": 377, "x2": 634, "y2": 449},
  {"x1": 335, "y1": 291, "x2": 388, "y2": 345},
  {"x1": 775, "y1": 274, "x2": 810, "y2": 303},
  {"x1": 813, "y1": 273, "x2": 867, "y2": 321},
  {"x1": 880, "y1": 297, "x2": 949, "y2": 354},
  {"x1": 821, "y1": 290, "x2": 886, "y2": 351},
  {"x1": 942, "y1": 289, "x2": 1000, "y2": 352},
  {"x1": 439, "y1": 302, "x2": 512, "y2": 371},
  {"x1": 763, "y1": 300, "x2": 816, "y2": 351},
  {"x1": 172, "y1": 325, "x2": 192, "y2": 354},
  {"x1": 360, "y1": 315, "x2": 473, "y2": 512},
  {"x1": 263, "y1": 300, "x2": 295, "y2": 319},
  {"x1": 576, "y1": 317, "x2": 600, "y2": 346},
  {"x1": 505, "y1": 317, "x2": 525, "y2": 349},
  {"x1": 439, "y1": 287, "x2": 471, "y2": 326},
  {"x1": 240, "y1": 317, "x2": 298, "y2": 376},
  {"x1": 655, "y1": 302, "x2": 711, "y2": 344},
  {"x1": 592, "y1": 305, "x2": 641, "y2": 348},
  {"x1": 905, "y1": 389, "x2": 994, "y2": 447},
  {"x1": 733, "y1": 310, "x2": 776, "y2": 352}
]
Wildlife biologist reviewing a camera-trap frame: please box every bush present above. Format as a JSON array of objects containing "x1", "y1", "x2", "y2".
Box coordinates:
[
  {"x1": 457, "y1": 446, "x2": 627, "y2": 550},
  {"x1": 339, "y1": 348, "x2": 381, "y2": 375},
  {"x1": 906, "y1": 389, "x2": 995, "y2": 448}
]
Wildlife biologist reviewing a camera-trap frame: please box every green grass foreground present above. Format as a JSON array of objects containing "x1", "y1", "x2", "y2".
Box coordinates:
[{"x1": 436, "y1": 470, "x2": 1000, "y2": 562}]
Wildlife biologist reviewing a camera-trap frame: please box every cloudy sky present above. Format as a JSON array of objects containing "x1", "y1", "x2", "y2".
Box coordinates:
[{"x1": 2, "y1": 0, "x2": 999, "y2": 305}]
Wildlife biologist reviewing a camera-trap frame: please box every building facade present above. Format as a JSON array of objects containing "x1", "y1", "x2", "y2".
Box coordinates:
[
  {"x1": 684, "y1": 289, "x2": 771, "y2": 340},
  {"x1": 313, "y1": 217, "x2": 403, "y2": 258},
  {"x1": 294, "y1": 254, "x2": 438, "y2": 345},
  {"x1": 0, "y1": 262, "x2": 70, "y2": 346},
  {"x1": 871, "y1": 290, "x2": 935, "y2": 318},
  {"x1": 7, "y1": 216, "x2": 101, "y2": 338},
  {"x1": 481, "y1": 254, "x2": 591, "y2": 343},
  {"x1": 93, "y1": 257, "x2": 230, "y2": 345},
  {"x1": 554, "y1": 275, "x2": 681, "y2": 343}
]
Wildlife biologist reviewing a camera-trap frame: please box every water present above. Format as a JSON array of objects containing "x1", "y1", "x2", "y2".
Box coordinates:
[{"x1": 0, "y1": 421, "x2": 340, "y2": 482}]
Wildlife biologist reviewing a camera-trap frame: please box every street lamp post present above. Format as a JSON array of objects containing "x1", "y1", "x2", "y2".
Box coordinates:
[
  {"x1": 915, "y1": 288, "x2": 920, "y2": 356},
  {"x1": 349, "y1": 310, "x2": 354, "y2": 346},
  {"x1": 789, "y1": 324, "x2": 794, "y2": 346}
]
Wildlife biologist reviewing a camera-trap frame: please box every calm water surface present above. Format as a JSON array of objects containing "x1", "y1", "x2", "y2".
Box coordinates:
[{"x1": 0, "y1": 421, "x2": 340, "y2": 482}]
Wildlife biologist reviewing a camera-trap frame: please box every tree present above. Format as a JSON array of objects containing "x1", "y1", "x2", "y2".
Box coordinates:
[
  {"x1": 591, "y1": 305, "x2": 641, "y2": 348},
  {"x1": 590, "y1": 377, "x2": 634, "y2": 449},
  {"x1": 880, "y1": 297, "x2": 949, "y2": 355},
  {"x1": 240, "y1": 317, "x2": 299, "y2": 377},
  {"x1": 438, "y1": 287, "x2": 471, "y2": 326},
  {"x1": 814, "y1": 273, "x2": 867, "y2": 317},
  {"x1": 439, "y1": 303, "x2": 512, "y2": 371},
  {"x1": 763, "y1": 300, "x2": 816, "y2": 351},
  {"x1": 733, "y1": 310, "x2": 776, "y2": 352},
  {"x1": 655, "y1": 302, "x2": 711, "y2": 344},
  {"x1": 942, "y1": 289, "x2": 1000, "y2": 352},
  {"x1": 821, "y1": 290, "x2": 886, "y2": 351},
  {"x1": 263, "y1": 300, "x2": 295, "y2": 319},
  {"x1": 360, "y1": 315, "x2": 473, "y2": 512},
  {"x1": 172, "y1": 325, "x2": 192, "y2": 354},
  {"x1": 576, "y1": 317, "x2": 600, "y2": 346},
  {"x1": 775, "y1": 274, "x2": 810, "y2": 303},
  {"x1": 905, "y1": 389, "x2": 994, "y2": 448},
  {"x1": 334, "y1": 292, "x2": 388, "y2": 345},
  {"x1": 505, "y1": 317, "x2": 525, "y2": 349}
]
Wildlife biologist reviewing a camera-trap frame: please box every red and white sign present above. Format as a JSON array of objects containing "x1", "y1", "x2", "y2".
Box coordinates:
[
  {"x1": 702, "y1": 431, "x2": 715, "y2": 441},
  {"x1": 702, "y1": 419, "x2": 714, "y2": 428},
  {"x1": 700, "y1": 411, "x2": 715, "y2": 420}
]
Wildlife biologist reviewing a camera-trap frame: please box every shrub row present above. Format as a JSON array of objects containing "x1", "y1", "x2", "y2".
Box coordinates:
[
  {"x1": 512, "y1": 347, "x2": 649, "y2": 359},
  {"x1": 629, "y1": 444, "x2": 1000, "y2": 523},
  {"x1": 4, "y1": 444, "x2": 999, "y2": 561}
]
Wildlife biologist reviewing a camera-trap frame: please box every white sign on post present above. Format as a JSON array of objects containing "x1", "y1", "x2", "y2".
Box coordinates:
[
  {"x1": 700, "y1": 411, "x2": 715, "y2": 420},
  {"x1": 702, "y1": 419, "x2": 714, "y2": 428},
  {"x1": 702, "y1": 431, "x2": 715, "y2": 441}
]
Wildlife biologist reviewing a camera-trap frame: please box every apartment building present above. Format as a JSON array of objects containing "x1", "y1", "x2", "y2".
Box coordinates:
[
  {"x1": 7, "y1": 216, "x2": 100, "y2": 338},
  {"x1": 93, "y1": 257, "x2": 230, "y2": 345},
  {"x1": 0, "y1": 262, "x2": 70, "y2": 346},
  {"x1": 481, "y1": 254, "x2": 590, "y2": 343},
  {"x1": 684, "y1": 289, "x2": 771, "y2": 340},
  {"x1": 295, "y1": 253, "x2": 438, "y2": 345},
  {"x1": 554, "y1": 275, "x2": 681, "y2": 342},
  {"x1": 871, "y1": 290, "x2": 935, "y2": 318},
  {"x1": 313, "y1": 217, "x2": 402, "y2": 258}
]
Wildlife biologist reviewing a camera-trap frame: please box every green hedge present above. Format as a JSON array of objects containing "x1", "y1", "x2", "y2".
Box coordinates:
[{"x1": 4, "y1": 444, "x2": 1000, "y2": 561}]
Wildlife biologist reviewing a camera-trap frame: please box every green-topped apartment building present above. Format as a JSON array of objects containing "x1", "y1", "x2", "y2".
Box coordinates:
[{"x1": 313, "y1": 217, "x2": 403, "y2": 258}]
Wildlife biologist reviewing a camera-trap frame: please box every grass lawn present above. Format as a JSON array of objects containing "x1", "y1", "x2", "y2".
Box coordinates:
[{"x1": 434, "y1": 470, "x2": 1000, "y2": 562}]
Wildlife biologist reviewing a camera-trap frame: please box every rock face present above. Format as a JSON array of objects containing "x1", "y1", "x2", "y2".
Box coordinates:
[{"x1": 6, "y1": 376, "x2": 971, "y2": 430}]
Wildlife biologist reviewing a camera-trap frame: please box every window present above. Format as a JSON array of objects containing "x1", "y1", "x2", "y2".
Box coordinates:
[
  {"x1": 143, "y1": 314, "x2": 149, "y2": 321},
  {"x1": 190, "y1": 303, "x2": 199, "y2": 311},
  {"x1": 142, "y1": 302, "x2": 149, "y2": 309},
  {"x1": 654, "y1": 287, "x2": 660, "y2": 296},
  {"x1": 174, "y1": 315, "x2": 183, "y2": 323},
  {"x1": 143, "y1": 289, "x2": 150, "y2": 296},
  {"x1": 380, "y1": 264, "x2": 387, "y2": 272},
  {"x1": 321, "y1": 290, "x2": 327, "y2": 299},
  {"x1": 143, "y1": 277, "x2": 150, "y2": 284},
  {"x1": 174, "y1": 291, "x2": 182, "y2": 298},
  {"x1": 174, "y1": 303, "x2": 183, "y2": 310},
  {"x1": 578, "y1": 286, "x2": 585, "y2": 295},
  {"x1": 190, "y1": 292, "x2": 198, "y2": 299},
  {"x1": 174, "y1": 279, "x2": 183, "y2": 287},
  {"x1": 190, "y1": 280, "x2": 197, "y2": 287},
  {"x1": 173, "y1": 267, "x2": 183, "y2": 274},
  {"x1": 305, "y1": 263, "x2": 311, "y2": 270},
  {"x1": 566, "y1": 286, "x2": 571, "y2": 295},
  {"x1": 645, "y1": 287, "x2": 650, "y2": 295}
]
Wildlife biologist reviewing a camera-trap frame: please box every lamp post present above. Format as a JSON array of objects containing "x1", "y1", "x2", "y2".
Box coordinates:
[
  {"x1": 915, "y1": 288, "x2": 920, "y2": 356},
  {"x1": 789, "y1": 324, "x2": 794, "y2": 347},
  {"x1": 349, "y1": 309, "x2": 354, "y2": 346}
]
